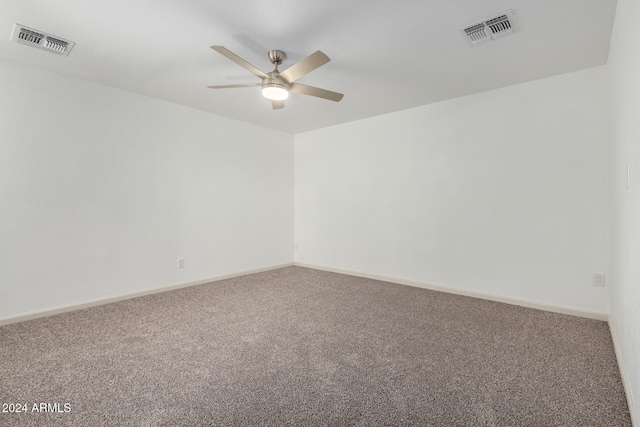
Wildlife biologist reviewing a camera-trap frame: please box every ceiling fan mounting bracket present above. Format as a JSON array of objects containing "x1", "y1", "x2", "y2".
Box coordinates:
[{"x1": 268, "y1": 50, "x2": 286, "y2": 66}]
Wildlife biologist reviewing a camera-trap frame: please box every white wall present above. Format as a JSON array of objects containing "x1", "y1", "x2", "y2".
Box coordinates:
[
  {"x1": 608, "y1": 0, "x2": 640, "y2": 421},
  {"x1": 0, "y1": 59, "x2": 294, "y2": 320},
  {"x1": 295, "y1": 66, "x2": 610, "y2": 314}
]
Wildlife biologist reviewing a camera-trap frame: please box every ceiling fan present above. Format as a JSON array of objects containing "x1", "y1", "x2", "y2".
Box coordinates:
[{"x1": 207, "y1": 46, "x2": 344, "y2": 110}]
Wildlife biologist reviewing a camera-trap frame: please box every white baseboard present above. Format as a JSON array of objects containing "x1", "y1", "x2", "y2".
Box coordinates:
[
  {"x1": 3, "y1": 261, "x2": 608, "y2": 325},
  {"x1": 0, "y1": 262, "x2": 294, "y2": 327},
  {"x1": 609, "y1": 320, "x2": 638, "y2": 426},
  {"x1": 294, "y1": 262, "x2": 609, "y2": 321}
]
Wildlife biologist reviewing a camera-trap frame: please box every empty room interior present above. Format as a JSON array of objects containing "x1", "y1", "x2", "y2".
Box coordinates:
[{"x1": 1, "y1": 0, "x2": 639, "y2": 425}]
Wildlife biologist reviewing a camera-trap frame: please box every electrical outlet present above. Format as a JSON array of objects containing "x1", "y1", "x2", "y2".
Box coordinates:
[
  {"x1": 178, "y1": 258, "x2": 185, "y2": 269},
  {"x1": 593, "y1": 273, "x2": 605, "y2": 287}
]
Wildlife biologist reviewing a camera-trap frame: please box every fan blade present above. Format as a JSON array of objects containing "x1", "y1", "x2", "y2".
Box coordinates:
[
  {"x1": 279, "y1": 50, "x2": 330, "y2": 83},
  {"x1": 210, "y1": 46, "x2": 268, "y2": 79},
  {"x1": 289, "y1": 83, "x2": 344, "y2": 102},
  {"x1": 272, "y1": 100, "x2": 285, "y2": 110},
  {"x1": 207, "y1": 83, "x2": 261, "y2": 89}
]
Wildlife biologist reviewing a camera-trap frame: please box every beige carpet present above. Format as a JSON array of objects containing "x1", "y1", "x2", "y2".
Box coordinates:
[{"x1": 0, "y1": 266, "x2": 631, "y2": 426}]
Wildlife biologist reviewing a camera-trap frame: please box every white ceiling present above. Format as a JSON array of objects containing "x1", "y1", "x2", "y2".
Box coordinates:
[{"x1": 0, "y1": 0, "x2": 617, "y2": 134}]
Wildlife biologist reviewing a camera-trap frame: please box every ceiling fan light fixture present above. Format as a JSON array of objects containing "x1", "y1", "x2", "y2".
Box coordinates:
[
  {"x1": 208, "y1": 46, "x2": 343, "y2": 109},
  {"x1": 262, "y1": 83, "x2": 289, "y2": 101}
]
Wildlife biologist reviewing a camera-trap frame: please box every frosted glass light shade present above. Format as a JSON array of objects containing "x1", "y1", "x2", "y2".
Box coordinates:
[{"x1": 262, "y1": 84, "x2": 289, "y2": 101}]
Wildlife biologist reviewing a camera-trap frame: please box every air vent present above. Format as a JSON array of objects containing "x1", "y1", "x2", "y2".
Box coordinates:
[
  {"x1": 17, "y1": 28, "x2": 44, "y2": 45},
  {"x1": 460, "y1": 10, "x2": 518, "y2": 47},
  {"x1": 486, "y1": 15, "x2": 512, "y2": 35},
  {"x1": 464, "y1": 23, "x2": 489, "y2": 44},
  {"x1": 10, "y1": 24, "x2": 75, "y2": 56},
  {"x1": 44, "y1": 37, "x2": 69, "y2": 54}
]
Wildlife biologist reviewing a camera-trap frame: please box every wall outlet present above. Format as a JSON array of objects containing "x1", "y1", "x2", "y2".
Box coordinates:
[
  {"x1": 593, "y1": 273, "x2": 605, "y2": 287},
  {"x1": 178, "y1": 258, "x2": 185, "y2": 269}
]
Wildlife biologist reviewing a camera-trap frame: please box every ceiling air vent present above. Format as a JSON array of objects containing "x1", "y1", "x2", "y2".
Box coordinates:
[
  {"x1": 10, "y1": 24, "x2": 75, "y2": 56},
  {"x1": 460, "y1": 10, "x2": 518, "y2": 47}
]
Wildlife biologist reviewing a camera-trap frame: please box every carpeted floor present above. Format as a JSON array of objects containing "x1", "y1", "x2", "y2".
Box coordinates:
[{"x1": 0, "y1": 266, "x2": 631, "y2": 426}]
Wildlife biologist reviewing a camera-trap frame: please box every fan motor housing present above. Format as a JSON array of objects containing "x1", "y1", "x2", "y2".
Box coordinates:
[{"x1": 263, "y1": 74, "x2": 290, "y2": 90}]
